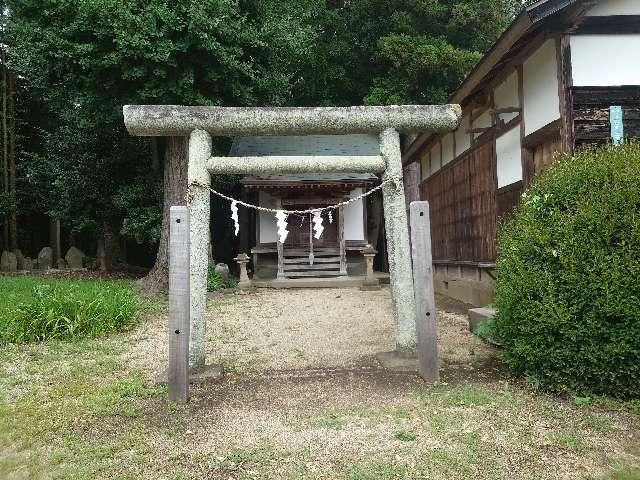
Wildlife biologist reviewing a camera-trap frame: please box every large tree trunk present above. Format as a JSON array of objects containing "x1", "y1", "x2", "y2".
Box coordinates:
[
  {"x1": 137, "y1": 136, "x2": 188, "y2": 294},
  {"x1": 98, "y1": 221, "x2": 123, "y2": 272},
  {"x1": 8, "y1": 73, "x2": 17, "y2": 252},
  {"x1": 1, "y1": 51, "x2": 8, "y2": 251}
]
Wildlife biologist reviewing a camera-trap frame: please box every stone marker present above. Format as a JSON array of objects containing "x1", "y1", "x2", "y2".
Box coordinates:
[
  {"x1": 360, "y1": 244, "x2": 380, "y2": 291},
  {"x1": 214, "y1": 263, "x2": 229, "y2": 286},
  {"x1": 234, "y1": 253, "x2": 252, "y2": 290},
  {"x1": 37, "y1": 247, "x2": 53, "y2": 270},
  {"x1": 57, "y1": 258, "x2": 68, "y2": 270},
  {"x1": 65, "y1": 246, "x2": 85, "y2": 270},
  {"x1": 1, "y1": 251, "x2": 17, "y2": 272},
  {"x1": 15, "y1": 249, "x2": 24, "y2": 270},
  {"x1": 23, "y1": 257, "x2": 34, "y2": 271}
]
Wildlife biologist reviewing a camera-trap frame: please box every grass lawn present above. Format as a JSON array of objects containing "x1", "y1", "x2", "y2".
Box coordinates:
[{"x1": 0, "y1": 282, "x2": 638, "y2": 479}]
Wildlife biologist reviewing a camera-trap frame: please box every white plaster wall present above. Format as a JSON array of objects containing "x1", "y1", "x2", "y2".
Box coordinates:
[
  {"x1": 430, "y1": 142, "x2": 441, "y2": 175},
  {"x1": 258, "y1": 191, "x2": 278, "y2": 243},
  {"x1": 523, "y1": 40, "x2": 560, "y2": 135},
  {"x1": 344, "y1": 188, "x2": 365, "y2": 241},
  {"x1": 441, "y1": 133, "x2": 454, "y2": 165},
  {"x1": 494, "y1": 72, "x2": 520, "y2": 123},
  {"x1": 587, "y1": 0, "x2": 640, "y2": 16},
  {"x1": 473, "y1": 109, "x2": 493, "y2": 129},
  {"x1": 420, "y1": 151, "x2": 431, "y2": 181},
  {"x1": 496, "y1": 127, "x2": 523, "y2": 188},
  {"x1": 455, "y1": 115, "x2": 471, "y2": 156},
  {"x1": 571, "y1": 35, "x2": 640, "y2": 86}
]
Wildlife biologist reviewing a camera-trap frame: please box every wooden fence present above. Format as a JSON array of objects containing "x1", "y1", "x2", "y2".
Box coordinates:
[{"x1": 420, "y1": 141, "x2": 497, "y2": 263}]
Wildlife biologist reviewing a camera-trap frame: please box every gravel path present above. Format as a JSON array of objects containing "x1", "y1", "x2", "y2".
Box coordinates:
[{"x1": 129, "y1": 286, "x2": 495, "y2": 379}]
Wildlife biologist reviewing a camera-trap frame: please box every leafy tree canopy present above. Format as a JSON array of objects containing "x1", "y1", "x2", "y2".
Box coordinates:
[
  {"x1": 295, "y1": 0, "x2": 521, "y2": 106},
  {"x1": 2, "y1": 0, "x2": 521, "y2": 258}
]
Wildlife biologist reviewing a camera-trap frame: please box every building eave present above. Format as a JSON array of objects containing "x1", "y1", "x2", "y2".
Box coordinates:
[{"x1": 402, "y1": 0, "x2": 599, "y2": 166}]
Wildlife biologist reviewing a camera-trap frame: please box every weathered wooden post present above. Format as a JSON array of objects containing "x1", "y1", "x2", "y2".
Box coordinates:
[
  {"x1": 410, "y1": 201, "x2": 439, "y2": 383},
  {"x1": 168, "y1": 206, "x2": 190, "y2": 403}
]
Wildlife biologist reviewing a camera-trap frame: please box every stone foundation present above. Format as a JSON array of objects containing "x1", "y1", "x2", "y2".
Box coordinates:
[{"x1": 433, "y1": 264, "x2": 495, "y2": 307}]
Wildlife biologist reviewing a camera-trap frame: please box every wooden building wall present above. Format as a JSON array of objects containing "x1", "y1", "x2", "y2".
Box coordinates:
[
  {"x1": 573, "y1": 86, "x2": 640, "y2": 148},
  {"x1": 420, "y1": 141, "x2": 497, "y2": 263}
]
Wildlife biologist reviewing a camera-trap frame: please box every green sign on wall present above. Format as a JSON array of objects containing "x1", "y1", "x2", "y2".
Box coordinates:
[{"x1": 610, "y1": 106, "x2": 624, "y2": 146}]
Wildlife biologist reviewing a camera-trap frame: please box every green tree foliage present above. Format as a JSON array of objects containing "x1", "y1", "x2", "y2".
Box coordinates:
[
  {"x1": 296, "y1": 0, "x2": 520, "y2": 106},
  {"x1": 3, "y1": 0, "x2": 519, "y2": 263},
  {"x1": 5, "y1": 0, "x2": 316, "y2": 243},
  {"x1": 494, "y1": 143, "x2": 640, "y2": 400}
]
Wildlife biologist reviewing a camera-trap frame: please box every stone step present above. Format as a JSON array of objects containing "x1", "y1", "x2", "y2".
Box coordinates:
[
  {"x1": 284, "y1": 257, "x2": 341, "y2": 264},
  {"x1": 285, "y1": 270, "x2": 343, "y2": 278},
  {"x1": 284, "y1": 263, "x2": 341, "y2": 271},
  {"x1": 285, "y1": 248, "x2": 339, "y2": 257}
]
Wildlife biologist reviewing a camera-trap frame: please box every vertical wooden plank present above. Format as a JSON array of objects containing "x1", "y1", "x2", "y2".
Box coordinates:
[
  {"x1": 338, "y1": 205, "x2": 347, "y2": 275},
  {"x1": 276, "y1": 198, "x2": 285, "y2": 279},
  {"x1": 556, "y1": 35, "x2": 575, "y2": 154},
  {"x1": 168, "y1": 206, "x2": 190, "y2": 404},
  {"x1": 410, "y1": 201, "x2": 439, "y2": 383}
]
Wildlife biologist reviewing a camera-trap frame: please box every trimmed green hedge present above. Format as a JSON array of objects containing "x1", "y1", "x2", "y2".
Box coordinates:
[{"x1": 494, "y1": 143, "x2": 640, "y2": 399}]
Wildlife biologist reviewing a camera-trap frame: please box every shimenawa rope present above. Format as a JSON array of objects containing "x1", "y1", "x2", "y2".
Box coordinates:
[{"x1": 186, "y1": 177, "x2": 401, "y2": 215}]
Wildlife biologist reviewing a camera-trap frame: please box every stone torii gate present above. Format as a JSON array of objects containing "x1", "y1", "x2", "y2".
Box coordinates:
[{"x1": 124, "y1": 105, "x2": 461, "y2": 369}]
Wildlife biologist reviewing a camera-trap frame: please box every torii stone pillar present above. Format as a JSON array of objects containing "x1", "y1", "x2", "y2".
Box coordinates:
[
  {"x1": 124, "y1": 105, "x2": 461, "y2": 367},
  {"x1": 187, "y1": 129, "x2": 212, "y2": 367},
  {"x1": 380, "y1": 128, "x2": 416, "y2": 351}
]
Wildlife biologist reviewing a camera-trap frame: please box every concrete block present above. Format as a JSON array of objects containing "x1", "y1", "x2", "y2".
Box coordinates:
[
  {"x1": 156, "y1": 364, "x2": 223, "y2": 386},
  {"x1": 468, "y1": 307, "x2": 496, "y2": 332},
  {"x1": 375, "y1": 351, "x2": 419, "y2": 373}
]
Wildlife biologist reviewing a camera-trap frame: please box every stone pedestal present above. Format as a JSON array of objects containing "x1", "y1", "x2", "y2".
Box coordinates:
[
  {"x1": 360, "y1": 244, "x2": 380, "y2": 291},
  {"x1": 234, "y1": 253, "x2": 252, "y2": 290}
]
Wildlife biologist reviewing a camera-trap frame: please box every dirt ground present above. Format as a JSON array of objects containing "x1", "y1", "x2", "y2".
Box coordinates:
[
  {"x1": 1, "y1": 286, "x2": 638, "y2": 480},
  {"x1": 128, "y1": 287, "x2": 496, "y2": 377}
]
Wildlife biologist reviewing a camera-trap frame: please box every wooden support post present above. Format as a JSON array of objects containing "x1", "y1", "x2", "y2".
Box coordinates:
[
  {"x1": 409, "y1": 201, "x2": 439, "y2": 383},
  {"x1": 338, "y1": 205, "x2": 347, "y2": 275},
  {"x1": 276, "y1": 198, "x2": 285, "y2": 279},
  {"x1": 169, "y1": 206, "x2": 190, "y2": 403}
]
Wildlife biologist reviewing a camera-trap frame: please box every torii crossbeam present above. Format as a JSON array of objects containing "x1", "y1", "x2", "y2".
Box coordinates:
[{"x1": 124, "y1": 104, "x2": 461, "y2": 368}]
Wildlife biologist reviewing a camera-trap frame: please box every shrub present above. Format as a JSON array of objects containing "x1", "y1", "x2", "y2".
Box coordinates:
[
  {"x1": 494, "y1": 143, "x2": 640, "y2": 399},
  {"x1": 473, "y1": 316, "x2": 498, "y2": 344},
  {"x1": 0, "y1": 276, "x2": 140, "y2": 343},
  {"x1": 207, "y1": 266, "x2": 238, "y2": 292}
]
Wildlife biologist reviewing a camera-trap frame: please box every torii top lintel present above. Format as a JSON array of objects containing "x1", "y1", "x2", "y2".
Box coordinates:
[{"x1": 123, "y1": 104, "x2": 462, "y2": 137}]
